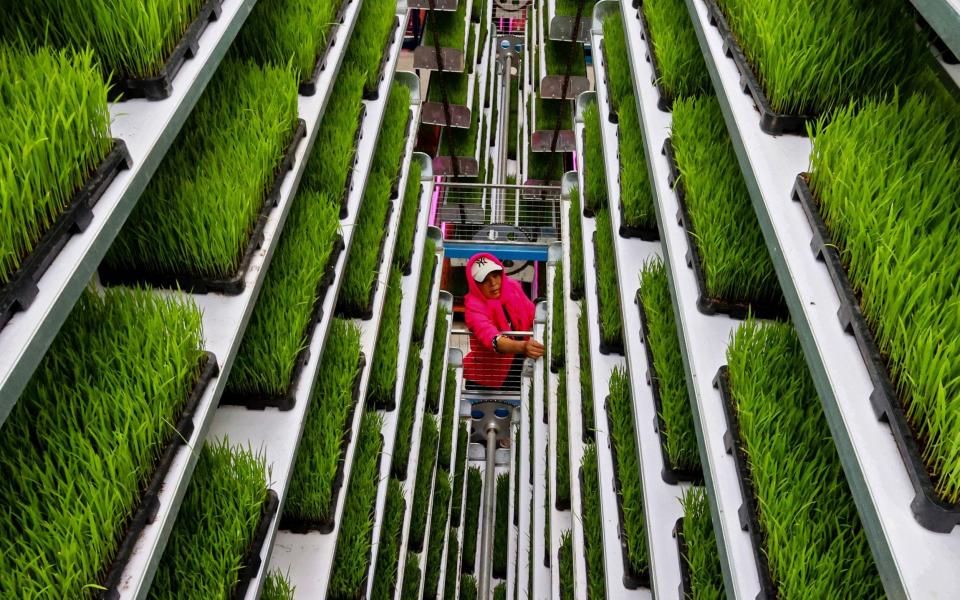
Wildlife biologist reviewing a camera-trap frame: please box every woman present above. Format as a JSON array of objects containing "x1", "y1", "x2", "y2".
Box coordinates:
[{"x1": 464, "y1": 253, "x2": 544, "y2": 392}]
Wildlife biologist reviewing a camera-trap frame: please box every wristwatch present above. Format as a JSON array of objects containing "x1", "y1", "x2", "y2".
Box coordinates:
[{"x1": 492, "y1": 334, "x2": 501, "y2": 353}]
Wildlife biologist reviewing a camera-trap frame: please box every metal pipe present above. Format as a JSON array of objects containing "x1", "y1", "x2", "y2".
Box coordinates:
[{"x1": 477, "y1": 422, "x2": 500, "y2": 600}]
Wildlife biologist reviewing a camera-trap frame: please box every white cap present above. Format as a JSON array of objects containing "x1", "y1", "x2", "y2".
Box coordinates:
[{"x1": 471, "y1": 256, "x2": 503, "y2": 282}]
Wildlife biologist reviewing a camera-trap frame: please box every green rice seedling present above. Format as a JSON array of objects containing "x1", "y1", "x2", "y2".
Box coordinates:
[
  {"x1": 329, "y1": 411, "x2": 385, "y2": 599},
  {"x1": 638, "y1": 258, "x2": 699, "y2": 474},
  {"x1": 555, "y1": 0, "x2": 598, "y2": 18},
  {"x1": 104, "y1": 59, "x2": 299, "y2": 281},
  {"x1": 394, "y1": 161, "x2": 423, "y2": 273},
  {"x1": 0, "y1": 287, "x2": 202, "y2": 597},
  {"x1": 450, "y1": 421, "x2": 470, "y2": 525},
  {"x1": 529, "y1": 149, "x2": 566, "y2": 182},
  {"x1": 617, "y1": 100, "x2": 657, "y2": 232},
  {"x1": 226, "y1": 189, "x2": 341, "y2": 398},
  {"x1": 371, "y1": 478, "x2": 406, "y2": 600},
  {"x1": 808, "y1": 96, "x2": 960, "y2": 504},
  {"x1": 462, "y1": 467, "x2": 482, "y2": 571},
  {"x1": 679, "y1": 488, "x2": 724, "y2": 600},
  {"x1": 493, "y1": 582, "x2": 506, "y2": 600},
  {"x1": 438, "y1": 368, "x2": 458, "y2": 469},
  {"x1": 422, "y1": 0, "x2": 467, "y2": 51},
  {"x1": 594, "y1": 208, "x2": 624, "y2": 350},
  {"x1": 559, "y1": 530, "x2": 574, "y2": 600},
  {"x1": 493, "y1": 472, "x2": 509, "y2": 578},
  {"x1": 556, "y1": 368, "x2": 571, "y2": 508},
  {"x1": 601, "y1": 12, "x2": 633, "y2": 117},
  {"x1": 428, "y1": 70, "x2": 470, "y2": 106},
  {"x1": 639, "y1": 0, "x2": 711, "y2": 101},
  {"x1": 582, "y1": 103, "x2": 607, "y2": 214},
  {"x1": 410, "y1": 417, "x2": 440, "y2": 551},
  {"x1": 569, "y1": 189, "x2": 586, "y2": 298},
  {"x1": 413, "y1": 237, "x2": 439, "y2": 342},
  {"x1": 339, "y1": 84, "x2": 411, "y2": 315},
  {"x1": 580, "y1": 444, "x2": 605, "y2": 599},
  {"x1": 607, "y1": 367, "x2": 649, "y2": 577},
  {"x1": 536, "y1": 96, "x2": 572, "y2": 131},
  {"x1": 300, "y1": 67, "x2": 366, "y2": 199},
  {"x1": 149, "y1": 440, "x2": 270, "y2": 599},
  {"x1": 508, "y1": 77, "x2": 520, "y2": 160},
  {"x1": 442, "y1": 527, "x2": 460, "y2": 600},
  {"x1": 440, "y1": 76, "x2": 482, "y2": 161},
  {"x1": 426, "y1": 307, "x2": 451, "y2": 413},
  {"x1": 577, "y1": 306, "x2": 596, "y2": 438},
  {"x1": 726, "y1": 320, "x2": 883, "y2": 596},
  {"x1": 423, "y1": 472, "x2": 453, "y2": 598},
  {"x1": 551, "y1": 263, "x2": 566, "y2": 368},
  {"x1": 262, "y1": 570, "x2": 296, "y2": 600},
  {"x1": 714, "y1": 0, "x2": 926, "y2": 115},
  {"x1": 0, "y1": 46, "x2": 112, "y2": 287},
  {"x1": 341, "y1": 0, "x2": 400, "y2": 90},
  {"x1": 402, "y1": 553, "x2": 422, "y2": 597},
  {"x1": 460, "y1": 575, "x2": 478, "y2": 600},
  {"x1": 233, "y1": 0, "x2": 343, "y2": 77},
  {"x1": 368, "y1": 267, "x2": 404, "y2": 407},
  {"x1": 391, "y1": 344, "x2": 424, "y2": 479},
  {"x1": 544, "y1": 34, "x2": 587, "y2": 77},
  {"x1": 0, "y1": 0, "x2": 207, "y2": 81},
  {"x1": 670, "y1": 97, "x2": 782, "y2": 310},
  {"x1": 285, "y1": 319, "x2": 363, "y2": 525}
]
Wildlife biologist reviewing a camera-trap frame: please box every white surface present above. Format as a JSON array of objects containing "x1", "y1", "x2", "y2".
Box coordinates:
[
  {"x1": 206, "y1": 13, "x2": 410, "y2": 599},
  {"x1": 531, "y1": 313, "x2": 552, "y2": 599},
  {"x1": 592, "y1": 14, "x2": 690, "y2": 600},
  {"x1": 685, "y1": 0, "x2": 960, "y2": 597},
  {"x1": 108, "y1": 2, "x2": 365, "y2": 597},
  {"x1": 0, "y1": 0, "x2": 257, "y2": 418}
]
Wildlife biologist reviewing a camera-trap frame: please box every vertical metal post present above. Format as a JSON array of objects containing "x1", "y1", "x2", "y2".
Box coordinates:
[{"x1": 477, "y1": 423, "x2": 499, "y2": 600}]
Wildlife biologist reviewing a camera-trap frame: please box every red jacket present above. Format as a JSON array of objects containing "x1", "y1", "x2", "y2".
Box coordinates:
[{"x1": 463, "y1": 253, "x2": 536, "y2": 388}]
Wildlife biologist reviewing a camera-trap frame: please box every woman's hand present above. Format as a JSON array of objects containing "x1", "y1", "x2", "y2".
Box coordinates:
[{"x1": 523, "y1": 339, "x2": 545, "y2": 359}]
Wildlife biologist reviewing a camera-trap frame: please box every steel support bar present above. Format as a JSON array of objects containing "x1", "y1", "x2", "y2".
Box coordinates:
[{"x1": 478, "y1": 424, "x2": 500, "y2": 600}]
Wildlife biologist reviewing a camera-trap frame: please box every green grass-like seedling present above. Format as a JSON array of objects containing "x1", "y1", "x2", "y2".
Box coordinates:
[
  {"x1": 428, "y1": 70, "x2": 470, "y2": 107},
  {"x1": 413, "y1": 237, "x2": 439, "y2": 342},
  {"x1": 715, "y1": 0, "x2": 925, "y2": 115},
  {"x1": 551, "y1": 263, "x2": 566, "y2": 367},
  {"x1": 391, "y1": 344, "x2": 423, "y2": 479},
  {"x1": 536, "y1": 96, "x2": 572, "y2": 131},
  {"x1": 285, "y1": 319, "x2": 363, "y2": 524},
  {"x1": 422, "y1": 0, "x2": 467, "y2": 51},
  {"x1": 234, "y1": 0, "x2": 343, "y2": 77},
  {"x1": 338, "y1": 84, "x2": 411, "y2": 315},
  {"x1": 227, "y1": 189, "x2": 341, "y2": 398},
  {"x1": 671, "y1": 97, "x2": 782, "y2": 309},
  {"x1": 105, "y1": 59, "x2": 299, "y2": 280},
  {"x1": 460, "y1": 575, "x2": 478, "y2": 600},
  {"x1": 556, "y1": 368, "x2": 571, "y2": 508},
  {"x1": 680, "y1": 488, "x2": 724, "y2": 599},
  {"x1": 438, "y1": 368, "x2": 458, "y2": 469},
  {"x1": 493, "y1": 582, "x2": 506, "y2": 600},
  {"x1": 443, "y1": 526, "x2": 459, "y2": 600},
  {"x1": 640, "y1": 0, "x2": 710, "y2": 101},
  {"x1": 402, "y1": 553, "x2": 421, "y2": 598},
  {"x1": 149, "y1": 441, "x2": 269, "y2": 599},
  {"x1": 462, "y1": 467, "x2": 482, "y2": 571},
  {"x1": 555, "y1": 0, "x2": 597, "y2": 18},
  {"x1": 594, "y1": 208, "x2": 624, "y2": 350},
  {"x1": 423, "y1": 472, "x2": 453, "y2": 598},
  {"x1": 410, "y1": 416, "x2": 440, "y2": 551},
  {"x1": 577, "y1": 306, "x2": 595, "y2": 438},
  {"x1": 559, "y1": 530, "x2": 574, "y2": 600},
  {"x1": 569, "y1": 189, "x2": 586, "y2": 298},
  {"x1": 450, "y1": 421, "x2": 469, "y2": 525},
  {"x1": 426, "y1": 308, "x2": 451, "y2": 413},
  {"x1": 262, "y1": 570, "x2": 296, "y2": 600},
  {"x1": 1, "y1": 46, "x2": 112, "y2": 287},
  {"x1": 529, "y1": 149, "x2": 565, "y2": 182},
  {"x1": 342, "y1": 0, "x2": 399, "y2": 92},
  {"x1": 1, "y1": 0, "x2": 207, "y2": 80},
  {"x1": 368, "y1": 267, "x2": 404, "y2": 407},
  {"x1": 580, "y1": 444, "x2": 605, "y2": 599},
  {"x1": 371, "y1": 478, "x2": 406, "y2": 600},
  {"x1": 727, "y1": 320, "x2": 883, "y2": 596},
  {"x1": 809, "y1": 96, "x2": 960, "y2": 504},
  {"x1": 601, "y1": 13, "x2": 633, "y2": 117},
  {"x1": 582, "y1": 102, "x2": 607, "y2": 215},
  {"x1": 617, "y1": 100, "x2": 656, "y2": 232},
  {"x1": 607, "y1": 367, "x2": 649, "y2": 577},
  {"x1": 639, "y1": 258, "x2": 699, "y2": 473},
  {"x1": 394, "y1": 161, "x2": 423, "y2": 273},
  {"x1": 493, "y1": 472, "x2": 509, "y2": 578},
  {"x1": 329, "y1": 411, "x2": 384, "y2": 599},
  {"x1": 0, "y1": 288, "x2": 202, "y2": 597}
]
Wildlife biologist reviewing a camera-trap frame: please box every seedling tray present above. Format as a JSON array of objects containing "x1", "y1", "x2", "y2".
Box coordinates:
[
  {"x1": 99, "y1": 351, "x2": 220, "y2": 600},
  {"x1": 599, "y1": 42, "x2": 619, "y2": 124},
  {"x1": 0, "y1": 140, "x2": 131, "y2": 331},
  {"x1": 220, "y1": 236, "x2": 345, "y2": 410},
  {"x1": 662, "y1": 138, "x2": 788, "y2": 320},
  {"x1": 339, "y1": 106, "x2": 369, "y2": 219},
  {"x1": 280, "y1": 354, "x2": 366, "y2": 534},
  {"x1": 714, "y1": 366, "x2": 779, "y2": 600},
  {"x1": 702, "y1": 0, "x2": 818, "y2": 135},
  {"x1": 230, "y1": 489, "x2": 281, "y2": 600},
  {"x1": 299, "y1": 0, "x2": 354, "y2": 96},
  {"x1": 397, "y1": 184, "x2": 423, "y2": 275},
  {"x1": 364, "y1": 17, "x2": 402, "y2": 100},
  {"x1": 337, "y1": 203, "x2": 395, "y2": 320},
  {"x1": 615, "y1": 130, "x2": 658, "y2": 240},
  {"x1": 792, "y1": 174, "x2": 960, "y2": 533},
  {"x1": 600, "y1": 422, "x2": 650, "y2": 590},
  {"x1": 100, "y1": 119, "x2": 307, "y2": 295},
  {"x1": 673, "y1": 518, "x2": 693, "y2": 599},
  {"x1": 591, "y1": 233, "x2": 624, "y2": 355},
  {"x1": 636, "y1": 292, "x2": 703, "y2": 484},
  {"x1": 109, "y1": 0, "x2": 224, "y2": 101},
  {"x1": 635, "y1": 6, "x2": 674, "y2": 112}
]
